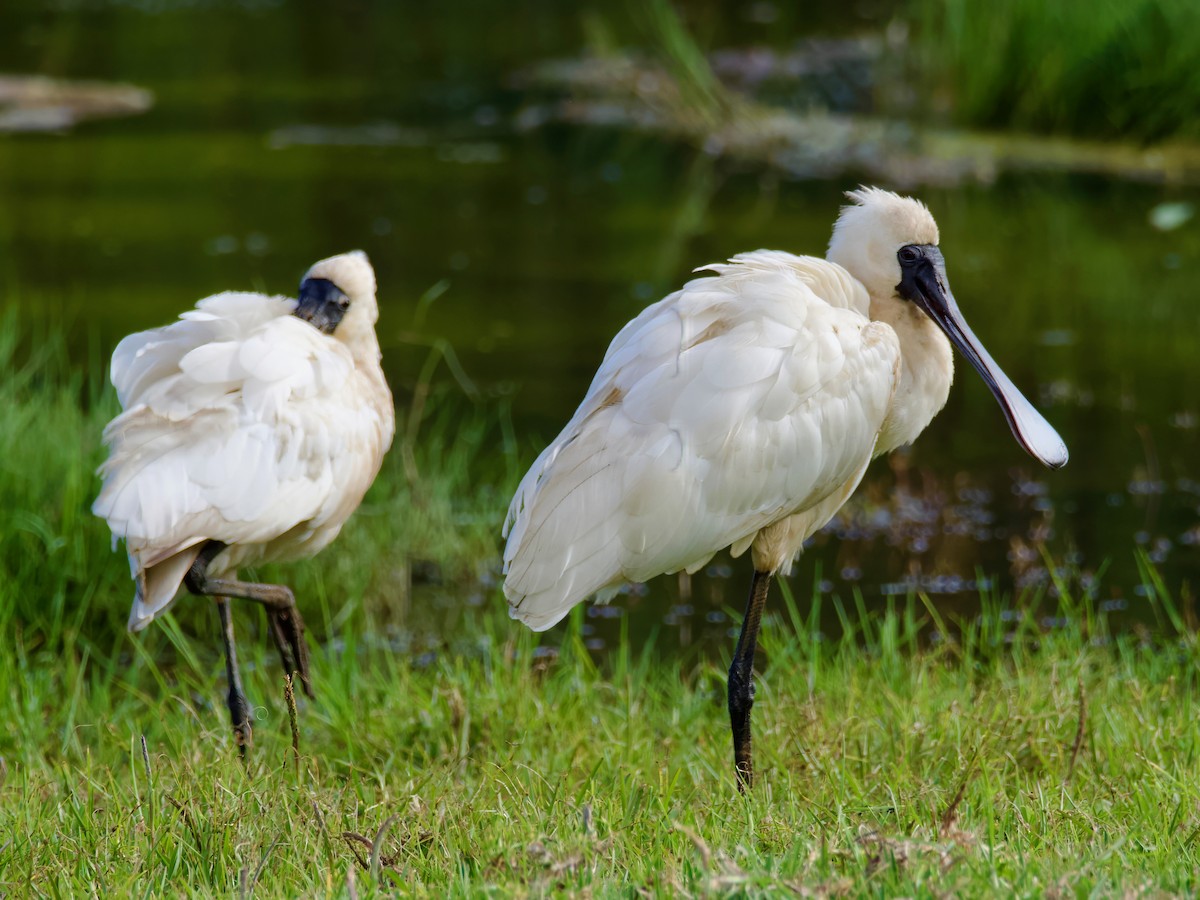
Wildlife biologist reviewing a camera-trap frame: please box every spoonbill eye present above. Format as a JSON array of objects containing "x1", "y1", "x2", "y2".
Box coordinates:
[{"x1": 898, "y1": 245, "x2": 922, "y2": 263}]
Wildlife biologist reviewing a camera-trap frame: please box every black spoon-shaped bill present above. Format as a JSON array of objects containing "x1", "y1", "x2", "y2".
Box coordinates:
[{"x1": 897, "y1": 244, "x2": 1069, "y2": 469}]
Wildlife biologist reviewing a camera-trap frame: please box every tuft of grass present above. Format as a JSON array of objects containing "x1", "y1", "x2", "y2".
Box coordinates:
[
  {"x1": 637, "y1": 0, "x2": 730, "y2": 124},
  {"x1": 0, "y1": 314, "x2": 128, "y2": 651},
  {"x1": 905, "y1": 0, "x2": 1200, "y2": 142}
]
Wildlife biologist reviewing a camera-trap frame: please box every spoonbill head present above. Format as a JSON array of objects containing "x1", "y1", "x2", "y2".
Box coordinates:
[
  {"x1": 828, "y1": 186, "x2": 1068, "y2": 468},
  {"x1": 93, "y1": 250, "x2": 395, "y2": 751},
  {"x1": 295, "y1": 250, "x2": 380, "y2": 344},
  {"x1": 502, "y1": 187, "x2": 1067, "y2": 789}
]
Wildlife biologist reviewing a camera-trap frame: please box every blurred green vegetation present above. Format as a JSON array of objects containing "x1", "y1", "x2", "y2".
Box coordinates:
[{"x1": 906, "y1": 0, "x2": 1200, "y2": 142}]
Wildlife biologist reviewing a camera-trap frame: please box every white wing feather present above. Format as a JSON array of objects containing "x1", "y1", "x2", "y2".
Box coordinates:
[
  {"x1": 503, "y1": 251, "x2": 900, "y2": 630},
  {"x1": 94, "y1": 291, "x2": 389, "y2": 630}
]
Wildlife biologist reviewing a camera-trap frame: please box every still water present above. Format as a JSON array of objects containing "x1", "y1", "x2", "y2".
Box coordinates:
[{"x1": 3, "y1": 1, "x2": 1200, "y2": 652}]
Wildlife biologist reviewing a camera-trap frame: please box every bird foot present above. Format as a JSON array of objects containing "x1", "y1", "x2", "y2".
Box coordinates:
[
  {"x1": 735, "y1": 759, "x2": 754, "y2": 792},
  {"x1": 228, "y1": 688, "x2": 253, "y2": 755}
]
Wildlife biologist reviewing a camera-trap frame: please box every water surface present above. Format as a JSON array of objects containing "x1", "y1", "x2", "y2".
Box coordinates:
[{"x1": 3, "y1": 1, "x2": 1199, "y2": 653}]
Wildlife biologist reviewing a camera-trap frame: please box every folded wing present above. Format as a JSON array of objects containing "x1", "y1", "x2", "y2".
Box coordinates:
[
  {"x1": 503, "y1": 251, "x2": 900, "y2": 630},
  {"x1": 93, "y1": 291, "x2": 359, "y2": 628}
]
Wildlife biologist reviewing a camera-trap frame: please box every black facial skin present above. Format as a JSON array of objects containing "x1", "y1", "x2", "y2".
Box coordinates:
[
  {"x1": 895, "y1": 243, "x2": 948, "y2": 311},
  {"x1": 293, "y1": 277, "x2": 350, "y2": 335}
]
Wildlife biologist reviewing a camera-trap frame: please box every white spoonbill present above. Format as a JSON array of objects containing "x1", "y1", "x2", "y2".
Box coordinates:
[
  {"x1": 93, "y1": 251, "x2": 395, "y2": 749},
  {"x1": 502, "y1": 188, "x2": 1067, "y2": 789}
]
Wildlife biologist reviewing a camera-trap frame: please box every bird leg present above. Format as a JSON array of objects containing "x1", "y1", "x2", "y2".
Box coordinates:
[
  {"x1": 728, "y1": 569, "x2": 773, "y2": 791},
  {"x1": 185, "y1": 541, "x2": 314, "y2": 699},
  {"x1": 216, "y1": 596, "x2": 254, "y2": 754},
  {"x1": 202, "y1": 578, "x2": 311, "y2": 699}
]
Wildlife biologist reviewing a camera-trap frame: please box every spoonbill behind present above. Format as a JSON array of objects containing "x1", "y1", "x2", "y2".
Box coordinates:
[
  {"x1": 93, "y1": 251, "x2": 395, "y2": 749},
  {"x1": 502, "y1": 188, "x2": 1067, "y2": 788}
]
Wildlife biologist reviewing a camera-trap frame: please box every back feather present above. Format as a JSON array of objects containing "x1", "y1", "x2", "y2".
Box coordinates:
[
  {"x1": 502, "y1": 251, "x2": 897, "y2": 630},
  {"x1": 94, "y1": 289, "x2": 380, "y2": 628}
]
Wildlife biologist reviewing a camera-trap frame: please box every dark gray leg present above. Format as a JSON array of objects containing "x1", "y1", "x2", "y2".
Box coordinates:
[
  {"x1": 216, "y1": 596, "x2": 254, "y2": 753},
  {"x1": 185, "y1": 541, "x2": 313, "y2": 699},
  {"x1": 197, "y1": 576, "x2": 311, "y2": 698},
  {"x1": 728, "y1": 569, "x2": 773, "y2": 791}
]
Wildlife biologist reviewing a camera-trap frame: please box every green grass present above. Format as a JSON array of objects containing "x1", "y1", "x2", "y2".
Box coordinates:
[
  {"x1": 905, "y1": 0, "x2": 1200, "y2": 142},
  {"x1": 3, "y1": 326, "x2": 1200, "y2": 895},
  {"x1": 6, "y1": 580, "x2": 1200, "y2": 895}
]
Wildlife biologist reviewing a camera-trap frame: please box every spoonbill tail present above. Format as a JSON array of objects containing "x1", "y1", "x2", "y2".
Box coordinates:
[
  {"x1": 502, "y1": 188, "x2": 1067, "y2": 789},
  {"x1": 94, "y1": 251, "x2": 394, "y2": 750}
]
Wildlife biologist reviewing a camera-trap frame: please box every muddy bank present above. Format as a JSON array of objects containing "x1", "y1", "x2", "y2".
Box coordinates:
[
  {"x1": 518, "y1": 54, "x2": 1200, "y2": 187},
  {"x1": 0, "y1": 75, "x2": 152, "y2": 133}
]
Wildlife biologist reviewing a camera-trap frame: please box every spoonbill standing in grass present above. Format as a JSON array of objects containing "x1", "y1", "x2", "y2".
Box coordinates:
[
  {"x1": 502, "y1": 188, "x2": 1068, "y2": 789},
  {"x1": 94, "y1": 251, "x2": 395, "y2": 750}
]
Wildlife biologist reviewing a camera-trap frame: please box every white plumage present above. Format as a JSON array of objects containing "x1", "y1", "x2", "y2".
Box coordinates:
[
  {"x1": 503, "y1": 250, "x2": 900, "y2": 629},
  {"x1": 501, "y1": 188, "x2": 1067, "y2": 788},
  {"x1": 94, "y1": 251, "x2": 395, "y2": 632}
]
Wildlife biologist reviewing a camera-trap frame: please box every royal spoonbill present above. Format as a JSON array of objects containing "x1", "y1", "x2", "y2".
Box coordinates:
[
  {"x1": 502, "y1": 188, "x2": 1067, "y2": 789},
  {"x1": 93, "y1": 251, "x2": 395, "y2": 749}
]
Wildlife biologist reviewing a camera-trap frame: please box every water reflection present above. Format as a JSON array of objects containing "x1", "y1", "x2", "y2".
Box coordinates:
[{"x1": 1, "y1": 1, "x2": 1199, "y2": 654}]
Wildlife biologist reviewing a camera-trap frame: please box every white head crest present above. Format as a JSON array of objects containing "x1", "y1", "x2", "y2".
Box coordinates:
[
  {"x1": 826, "y1": 187, "x2": 940, "y2": 298},
  {"x1": 304, "y1": 250, "x2": 376, "y2": 305}
]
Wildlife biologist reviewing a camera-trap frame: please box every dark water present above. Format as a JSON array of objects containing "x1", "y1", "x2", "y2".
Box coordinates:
[{"x1": 3, "y1": 1, "x2": 1200, "y2": 652}]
